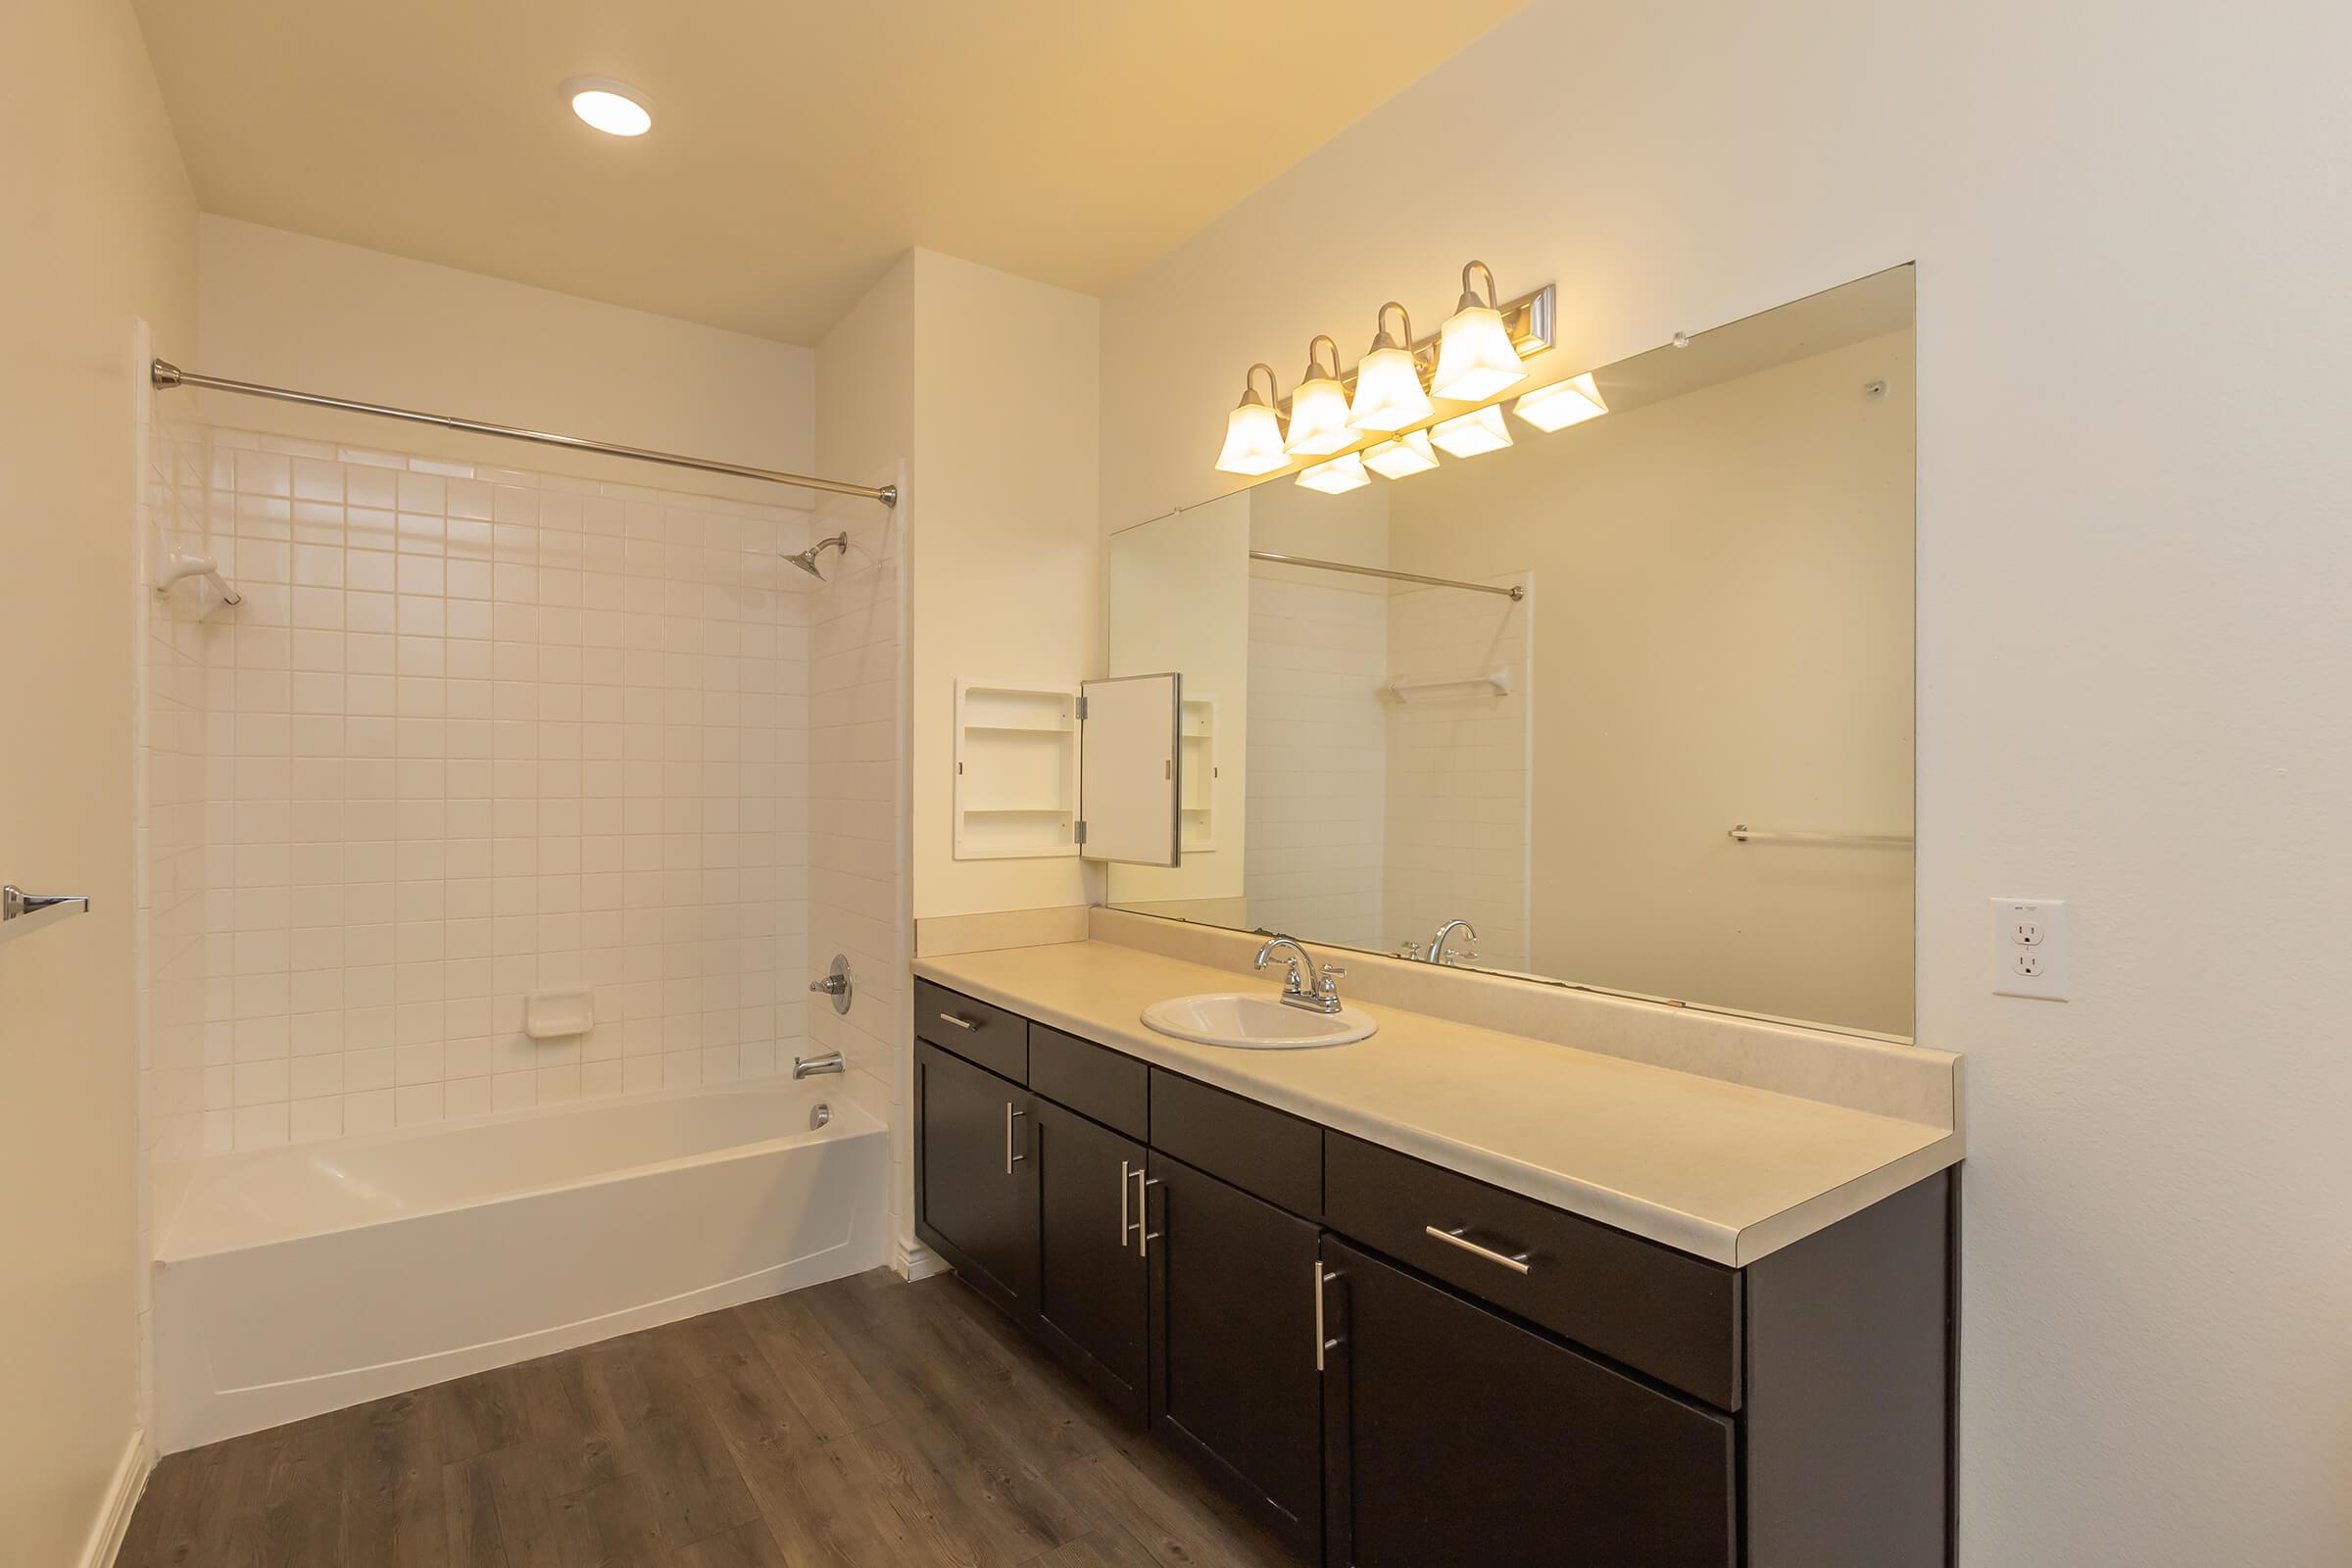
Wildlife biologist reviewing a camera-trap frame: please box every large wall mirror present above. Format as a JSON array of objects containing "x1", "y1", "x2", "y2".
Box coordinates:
[{"x1": 1107, "y1": 267, "x2": 1915, "y2": 1038}]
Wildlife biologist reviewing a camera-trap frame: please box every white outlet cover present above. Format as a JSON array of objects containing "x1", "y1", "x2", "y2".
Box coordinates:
[{"x1": 1992, "y1": 897, "x2": 2070, "y2": 1001}]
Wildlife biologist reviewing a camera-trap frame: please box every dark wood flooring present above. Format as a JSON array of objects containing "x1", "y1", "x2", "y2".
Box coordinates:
[{"x1": 120, "y1": 1267, "x2": 1297, "y2": 1567}]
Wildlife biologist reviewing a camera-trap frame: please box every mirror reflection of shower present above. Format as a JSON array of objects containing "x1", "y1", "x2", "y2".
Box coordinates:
[{"x1": 783, "y1": 531, "x2": 850, "y2": 579}]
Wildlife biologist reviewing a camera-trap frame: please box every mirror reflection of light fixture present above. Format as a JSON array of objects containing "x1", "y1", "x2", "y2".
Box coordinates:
[
  {"x1": 1297, "y1": 452, "x2": 1370, "y2": 494},
  {"x1": 1346, "y1": 303, "x2": 1432, "y2": 432},
  {"x1": 1429, "y1": 404, "x2": 1514, "y2": 459},
  {"x1": 1214, "y1": 364, "x2": 1289, "y2": 475},
  {"x1": 1431, "y1": 261, "x2": 1527, "y2": 402},
  {"x1": 1362, "y1": 430, "x2": 1440, "y2": 479},
  {"x1": 1284, "y1": 335, "x2": 1354, "y2": 457},
  {"x1": 1514, "y1": 371, "x2": 1608, "y2": 432}
]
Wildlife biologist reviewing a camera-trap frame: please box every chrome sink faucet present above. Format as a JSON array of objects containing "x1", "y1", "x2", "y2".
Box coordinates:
[
  {"x1": 1254, "y1": 933, "x2": 1348, "y2": 1015},
  {"x1": 1426, "y1": 918, "x2": 1481, "y2": 965}
]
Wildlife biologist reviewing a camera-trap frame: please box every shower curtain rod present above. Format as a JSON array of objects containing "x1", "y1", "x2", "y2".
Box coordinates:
[
  {"x1": 150, "y1": 361, "x2": 899, "y2": 507},
  {"x1": 1249, "y1": 550, "x2": 1525, "y2": 601}
]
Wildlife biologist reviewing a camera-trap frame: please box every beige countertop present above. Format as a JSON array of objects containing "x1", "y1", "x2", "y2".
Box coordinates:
[{"x1": 913, "y1": 940, "x2": 1962, "y2": 1266}]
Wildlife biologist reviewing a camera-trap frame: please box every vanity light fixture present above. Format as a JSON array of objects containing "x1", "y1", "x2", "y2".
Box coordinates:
[
  {"x1": 1513, "y1": 371, "x2": 1609, "y2": 432},
  {"x1": 1214, "y1": 364, "x2": 1290, "y2": 475},
  {"x1": 1297, "y1": 452, "x2": 1371, "y2": 494},
  {"x1": 1346, "y1": 303, "x2": 1434, "y2": 432},
  {"x1": 1284, "y1": 336, "x2": 1354, "y2": 457},
  {"x1": 1429, "y1": 404, "x2": 1514, "y2": 459},
  {"x1": 1362, "y1": 430, "x2": 1441, "y2": 479},
  {"x1": 1431, "y1": 261, "x2": 1528, "y2": 402},
  {"x1": 564, "y1": 77, "x2": 654, "y2": 137}
]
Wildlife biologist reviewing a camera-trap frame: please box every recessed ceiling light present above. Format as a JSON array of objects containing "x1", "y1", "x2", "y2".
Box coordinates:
[{"x1": 564, "y1": 77, "x2": 653, "y2": 137}]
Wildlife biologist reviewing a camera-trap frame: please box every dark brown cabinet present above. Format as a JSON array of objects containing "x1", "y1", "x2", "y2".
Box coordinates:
[
  {"x1": 1031, "y1": 1095, "x2": 1149, "y2": 1418},
  {"x1": 911, "y1": 982, "x2": 1953, "y2": 1568},
  {"x1": 1318, "y1": 1238, "x2": 1736, "y2": 1568},
  {"x1": 1146, "y1": 1151, "x2": 1324, "y2": 1560},
  {"x1": 913, "y1": 1041, "x2": 1035, "y2": 1317}
]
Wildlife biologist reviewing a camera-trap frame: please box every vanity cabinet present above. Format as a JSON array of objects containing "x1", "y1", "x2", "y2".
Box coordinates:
[
  {"x1": 912, "y1": 980, "x2": 1953, "y2": 1568},
  {"x1": 1318, "y1": 1237, "x2": 1735, "y2": 1566},
  {"x1": 1145, "y1": 1150, "x2": 1323, "y2": 1558},
  {"x1": 912, "y1": 1041, "x2": 1034, "y2": 1316}
]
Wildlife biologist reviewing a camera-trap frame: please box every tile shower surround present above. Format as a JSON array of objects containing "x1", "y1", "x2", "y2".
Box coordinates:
[{"x1": 156, "y1": 428, "x2": 826, "y2": 1156}]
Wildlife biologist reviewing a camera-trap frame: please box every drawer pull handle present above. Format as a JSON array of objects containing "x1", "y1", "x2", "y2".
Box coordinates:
[
  {"x1": 1005, "y1": 1102, "x2": 1028, "y2": 1173},
  {"x1": 1139, "y1": 1177, "x2": 1161, "y2": 1257},
  {"x1": 938, "y1": 1011, "x2": 983, "y2": 1032},
  {"x1": 1123, "y1": 1162, "x2": 1146, "y2": 1250},
  {"x1": 1314, "y1": 1263, "x2": 1341, "y2": 1371},
  {"x1": 1425, "y1": 1224, "x2": 1533, "y2": 1275}
]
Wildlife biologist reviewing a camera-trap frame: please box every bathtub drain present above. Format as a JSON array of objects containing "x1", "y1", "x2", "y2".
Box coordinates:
[{"x1": 809, "y1": 1102, "x2": 833, "y2": 1130}]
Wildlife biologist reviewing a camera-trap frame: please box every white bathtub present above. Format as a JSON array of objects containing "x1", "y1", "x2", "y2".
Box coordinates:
[{"x1": 152, "y1": 1079, "x2": 887, "y2": 1451}]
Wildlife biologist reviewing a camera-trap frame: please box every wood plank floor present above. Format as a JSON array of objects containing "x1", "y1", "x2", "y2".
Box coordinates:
[{"x1": 120, "y1": 1268, "x2": 1298, "y2": 1568}]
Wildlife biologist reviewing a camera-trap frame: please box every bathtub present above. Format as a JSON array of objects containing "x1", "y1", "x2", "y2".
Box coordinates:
[{"x1": 152, "y1": 1079, "x2": 888, "y2": 1451}]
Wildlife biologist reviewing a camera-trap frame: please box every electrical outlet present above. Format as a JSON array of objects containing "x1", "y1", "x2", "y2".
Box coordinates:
[{"x1": 1992, "y1": 898, "x2": 2069, "y2": 1000}]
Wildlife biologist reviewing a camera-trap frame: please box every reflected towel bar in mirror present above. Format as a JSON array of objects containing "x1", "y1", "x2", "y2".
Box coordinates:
[
  {"x1": 0, "y1": 886, "x2": 90, "y2": 947},
  {"x1": 1728, "y1": 824, "x2": 1914, "y2": 848}
]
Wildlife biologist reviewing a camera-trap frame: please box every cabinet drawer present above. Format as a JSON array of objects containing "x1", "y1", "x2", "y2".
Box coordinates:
[
  {"x1": 1149, "y1": 1069, "x2": 1322, "y2": 1219},
  {"x1": 1028, "y1": 1023, "x2": 1149, "y2": 1141},
  {"x1": 914, "y1": 979, "x2": 1027, "y2": 1083},
  {"x1": 1323, "y1": 1133, "x2": 1743, "y2": 1409}
]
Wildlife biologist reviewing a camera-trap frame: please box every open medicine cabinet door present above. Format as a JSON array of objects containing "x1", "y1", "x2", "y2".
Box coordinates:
[{"x1": 1077, "y1": 672, "x2": 1182, "y2": 867}]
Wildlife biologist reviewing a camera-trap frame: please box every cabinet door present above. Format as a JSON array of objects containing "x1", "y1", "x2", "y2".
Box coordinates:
[
  {"x1": 1319, "y1": 1239, "x2": 1736, "y2": 1568},
  {"x1": 914, "y1": 1042, "x2": 1036, "y2": 1318},
  {"x1": 1032, "y1": 1098, "x2": 1150, "y2": 1420},
  {"x1": 1146, "y1": 1151, "x2": 1321, "y2": 1559}
]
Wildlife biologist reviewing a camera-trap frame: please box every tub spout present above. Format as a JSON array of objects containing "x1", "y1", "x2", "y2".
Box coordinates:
[{"x1": 792, "y1": 1051, "x2": 845, "y2": 1079}]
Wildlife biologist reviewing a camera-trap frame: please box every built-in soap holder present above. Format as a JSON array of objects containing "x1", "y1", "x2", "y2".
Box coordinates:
[{"x1": 524, "y1": 989, "x2": 594, "y2": 1040}]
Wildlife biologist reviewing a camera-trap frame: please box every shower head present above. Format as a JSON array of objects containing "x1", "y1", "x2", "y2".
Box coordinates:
[{"x1": 783, "y1": 531, "x2": 850, "y2": 580}]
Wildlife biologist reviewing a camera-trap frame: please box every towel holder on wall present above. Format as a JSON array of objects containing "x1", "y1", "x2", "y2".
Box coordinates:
[{"x1": 1, "y1": 886, "x2": 90, "y2": 948}]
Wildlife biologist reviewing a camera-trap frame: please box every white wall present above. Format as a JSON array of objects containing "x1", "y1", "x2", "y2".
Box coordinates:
[
  {"x1": 0, "y1": 1, "x2": 196, "y2": 1558},
  {"x1": 1098, "y1": 1, "x2": 2352, "y2": 1561},
  {"x1": 908, "y1": 251, "x2": 1102, "y2": 919},
  {"x1": 195, "y1": 217, "x2": 815, "y2": 500}
]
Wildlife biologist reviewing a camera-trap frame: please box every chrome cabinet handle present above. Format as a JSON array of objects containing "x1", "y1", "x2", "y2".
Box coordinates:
[
  {"x1": 1314, "y1": 1262, "x2": 1343, "y2": 1371},
  {"x1": 1139, "y1": 1177, "x2": 1161, "y2": 1257},
  {"x1": 1004, "y1": 1102, "x2": 1028, "y2": 1173},
  {"x1": 938, "y1": 1011, "x2": 982, "y2": 1032},
  {"x1": 1121, "y1": 1162, "x2": 1146, "y2": 1250},
  {"x1": 1425, "y1": 1224, "x2": 1533, "y2": 1275}
]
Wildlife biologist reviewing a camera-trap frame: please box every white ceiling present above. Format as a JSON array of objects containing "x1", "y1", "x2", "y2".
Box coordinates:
[{"x1": 132, "y1": 1, "x2": 1529, "y2": 344}]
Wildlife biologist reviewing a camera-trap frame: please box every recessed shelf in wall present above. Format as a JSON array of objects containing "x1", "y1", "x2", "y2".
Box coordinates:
[{"x1": 955, "y1": 681, "x2": 1080, "y2": 858}]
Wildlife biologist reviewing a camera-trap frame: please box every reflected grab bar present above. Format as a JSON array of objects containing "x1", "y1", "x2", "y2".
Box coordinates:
[
  {"x1": 1, "y1": 886, "x2": 90, "y2": 947},
  {"x1": 1728, "y1": 824, "x2": 1913, "y2": 849}
]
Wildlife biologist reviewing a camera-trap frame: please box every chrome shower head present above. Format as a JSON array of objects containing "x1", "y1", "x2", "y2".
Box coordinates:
[{"x1": 783, "y1": 531, "x2": 850, "y2": 580}]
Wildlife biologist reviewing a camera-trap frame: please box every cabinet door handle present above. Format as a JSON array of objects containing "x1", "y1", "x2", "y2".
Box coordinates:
[
  {"x1": 1425, "y1": 1224, "x2": 1532, "y2": 1275},
  {"x1": 938, "y1": 1011, "x2": 982, "y2": 1032},
  {"x1": 1005, "y1": 1102, "x2": 1028, "y2": 1173},
  {"x1": 1315, "y1": 1262, "x2": 1342, "y2": 1371},
  {"x1": 1139, "y1": 1177, "x2": 1162, "y2": 1257},
  {"x1": 1121, "y1": 1162, "x2": 1146, "y2": 1250}
]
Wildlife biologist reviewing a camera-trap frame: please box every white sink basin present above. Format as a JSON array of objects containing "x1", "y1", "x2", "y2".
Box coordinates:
[{"x1": 1140, "y1": 992, "x2": 1377, "y2": 1050}]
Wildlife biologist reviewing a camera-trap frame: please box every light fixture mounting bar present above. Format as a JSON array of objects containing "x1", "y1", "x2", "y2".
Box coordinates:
[{"x1": 1278, "y1": 282, "x2": 1555, "y2": 417}]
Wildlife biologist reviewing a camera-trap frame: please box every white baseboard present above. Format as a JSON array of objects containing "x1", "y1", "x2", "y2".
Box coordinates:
[
  {"x1": 896, "y1": 1238, "x2": 952, "y2": 1281},
  {"x1": 79, "y1": 1430, "x2": 150, "y2": 1568}
]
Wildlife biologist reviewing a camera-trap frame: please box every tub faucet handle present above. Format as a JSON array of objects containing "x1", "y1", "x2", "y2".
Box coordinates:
[{"x1": 808, "y1": 954, "x2": 853, "y2": 1014}]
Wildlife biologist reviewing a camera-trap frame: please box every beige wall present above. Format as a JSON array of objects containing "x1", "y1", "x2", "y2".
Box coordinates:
[
  {"x1": 1386, "y1": 332, "x2": 1915, "y2": 1034},
  {"x1": 194, "y1": 216, "x2": 815, "y2": 503},
  {"x1": 908, "y1": 251, "x2": 1102, "y2": 918},
  {"x1": 0, "y1": 1, "x2": 196, "y2": 1560},
  {"x1": 1099, "y1": 1, "x2": 2352, "y2": 1560}
]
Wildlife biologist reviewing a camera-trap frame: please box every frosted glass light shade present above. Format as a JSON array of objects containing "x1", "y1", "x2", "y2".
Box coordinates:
[
  {"x1": 1285, "y1": 375, "x2": 1355, "y2": 456},
  {"x1": 1431, "y1": 304, "x2": 1526, "y2": 402},
  {"x1": 1215, "y1": 402, "x2": 1289, "y2": 475},
  {"x1": 1363, "y1": 430, "x2": 1440, "y2": 479},
  {"x1": 1514, "y1": 372, "x2": 1608, "y2": 432},
  {"x1": 1347, "y1": 346, "x2": 1432, "y2": 431},
  {"x1": 564, "y1": 78, "x2": 654, "y2": 136},
  {"x1": 1429, "y1": 405, "x2": 1514, "y2": 459},
  {"x1": 1297, "y1": 452, "x2": 1370, "y2": 494}
]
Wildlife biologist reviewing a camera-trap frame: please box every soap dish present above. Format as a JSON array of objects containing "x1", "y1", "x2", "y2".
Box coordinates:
[{"x1": 524, "y1": 989, "x2": 595, "y2": 1040}]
